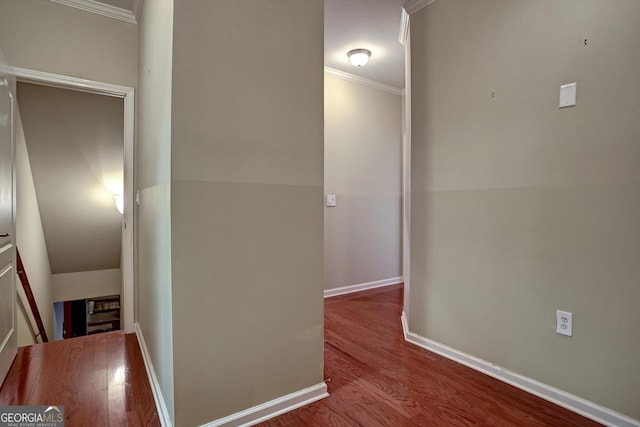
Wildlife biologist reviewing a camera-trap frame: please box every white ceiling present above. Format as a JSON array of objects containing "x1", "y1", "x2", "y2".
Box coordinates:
[
  {"x1": 325, "y1": 0, "x2": 406, "y2": 89},
  {"x1": 17, "y1": 82, "x2": 124, "y2": 274}
]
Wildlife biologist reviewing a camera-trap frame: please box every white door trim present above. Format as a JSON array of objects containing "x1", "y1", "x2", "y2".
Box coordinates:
[
  {"x1": 12, "y1": 66, "x2": 136, "y2": 333},
  {"x1": 400, "y1": 18, "x2": 412, "y2": 321}
]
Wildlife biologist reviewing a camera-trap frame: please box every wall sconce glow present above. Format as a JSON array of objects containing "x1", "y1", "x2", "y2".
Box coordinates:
[
  {"x1": 114, "y1": 194, "x2": 124, "y2": 215},
  {"x1": 347, "y1": 49, "x2": 371, "y2": 67}
]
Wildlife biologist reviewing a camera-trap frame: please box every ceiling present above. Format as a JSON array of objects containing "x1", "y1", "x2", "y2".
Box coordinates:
[
  {"x1": 325, "y1": 0, "x2": 406, "y2": 88},
  {"x1": 17, "y1": 82, "x2": 124, "y2": 274},
  {"x1": 85, "y1": 0, "x2": 407, "y2": 89}
]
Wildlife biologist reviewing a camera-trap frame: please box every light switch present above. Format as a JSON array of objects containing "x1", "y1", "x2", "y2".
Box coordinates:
[
  {"x1": 559, "y1": 82, "x2": 577, "y2": 108},
  {"x1": 326, "y1": 194, "x2": 336, "y2": 207}
]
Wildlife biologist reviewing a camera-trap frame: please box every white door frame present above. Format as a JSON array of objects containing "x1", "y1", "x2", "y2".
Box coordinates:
[
  {"x1": 400, "y1": 9, "x2": 412, "y2": 323},
  {"x1": 12, "y1": 66, "x2": 135, "y2": 333}
]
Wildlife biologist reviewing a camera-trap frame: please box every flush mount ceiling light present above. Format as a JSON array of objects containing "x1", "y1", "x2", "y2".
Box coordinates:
[{"x1": 347, "y1": 49, "x2": 371, "y2": 67}]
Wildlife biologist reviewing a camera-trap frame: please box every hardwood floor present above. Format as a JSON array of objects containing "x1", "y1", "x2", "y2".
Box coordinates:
[
  {"x1": 0, "y1": 287, "x2": 605, "y2": 426},
  {"x1": 260, "y1": 284, "x2": 602, "y2": 427},
  {"x1": 0, "y1": 331, "x2": 160, "y2": 427}
]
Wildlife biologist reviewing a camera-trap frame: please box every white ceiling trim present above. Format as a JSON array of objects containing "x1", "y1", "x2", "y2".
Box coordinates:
[
  {"x1": 404, "y1": 0, "x2": 438, "y2": 15},
  {"x1": 325, "y1": 67, "x2": 404, "y2": 96},
  {"x1": 133, "y1": 0, "x2": 143, "y2": 22},
  {"x1": 13, "y1": 66, "x2": 130, "y2": 98},
  {"x1": 49, "y1": 0, "x2": 138, "y2": 24},
  {"x1": 399, "y1": 8, "x2": 410, "y2": 45}
]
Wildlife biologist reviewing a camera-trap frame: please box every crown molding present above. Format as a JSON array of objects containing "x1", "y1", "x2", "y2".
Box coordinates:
[
  {"x1": 324, "y1": 67, "x2": 404, "y2": 96},
  {"x1": 49, "y1": 0, "x2": 138, "y2": 24},
  {"x1": 403, "y1": 0, "x2": 438, "y2": 15},
  {"x1": 12, "y1": 66, "x2": 132, "y2": 97},
  {"x1": 399, "y1": 7, "x2": 410, "y2": 45},
  {"x1": 132, "y1": 0, "x2": 143, "y2": 22}
]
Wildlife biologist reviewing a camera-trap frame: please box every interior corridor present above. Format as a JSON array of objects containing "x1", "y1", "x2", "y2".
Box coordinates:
[{"x1": 0, "y1": 285, "x2": 604, "y2": 426}]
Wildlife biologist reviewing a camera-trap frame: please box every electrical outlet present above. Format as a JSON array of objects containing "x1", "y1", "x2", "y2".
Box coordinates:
[{"x1": 556, "y1": 310, "x2": 573, "y2": 337}]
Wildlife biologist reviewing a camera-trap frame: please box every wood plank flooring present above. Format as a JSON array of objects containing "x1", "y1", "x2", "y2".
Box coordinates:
[
  {"x1": 0, "y1": 286, "x2": 605, "y2": 426},
  {"x1": 0, "y1": 331, "x2": 160, "y2": 427},
  {"x1": 260, "y1": 284, "x2": 602, "y2": 427}
]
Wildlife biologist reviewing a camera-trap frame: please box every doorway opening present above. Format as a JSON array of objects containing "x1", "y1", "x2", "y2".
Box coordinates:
[{"x1": 13, "y1": 67, "x2": 135, "y2": 343}]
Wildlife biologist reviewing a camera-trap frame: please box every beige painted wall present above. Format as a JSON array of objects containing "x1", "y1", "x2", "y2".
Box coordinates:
[
  {"x1": 16, "y1": 82, "x2": 124, "y2": 275},
  {"x1": 52, "y1": 269, "x2": 121, "y2": 302},
  {"x1": 136, "y1": 0, "x2": 175, "y2": 422},
  {"x1": 16, "y1": 298, "x2": 36, "y2": 347},
  {"x1": 324, "y1": 75, "x2": 402, "y2": 290},
  {"x1": 0, "y1": 0, "x2": 137, "y2": 87},
  {"x1": 15, "y1": 111, "x2": 53, "y2": 346},
  {"x1": 409, "y1": 0, "x2": 640, "y2": 420},
  {"x1": 170, "y1": 0, "x2": 324, "y2": 424}
]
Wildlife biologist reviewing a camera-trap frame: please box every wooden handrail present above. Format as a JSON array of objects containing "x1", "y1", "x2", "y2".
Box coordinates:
[{"x1": 16, "y1": 249, "x2": 49, "y2": 343}]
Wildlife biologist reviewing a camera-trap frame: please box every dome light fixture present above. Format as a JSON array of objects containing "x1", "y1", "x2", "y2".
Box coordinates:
[{"x1": 347, "y1": 49, "x2": 371, "y2": 67}]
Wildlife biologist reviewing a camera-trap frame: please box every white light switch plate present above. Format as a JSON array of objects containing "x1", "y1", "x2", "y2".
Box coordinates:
[
  {"x1": 559, "y1": 82, "x2": 577, "y2": 108},
  {"x1": 326, "y1": 194, "x2": 336, "y2": 207}
]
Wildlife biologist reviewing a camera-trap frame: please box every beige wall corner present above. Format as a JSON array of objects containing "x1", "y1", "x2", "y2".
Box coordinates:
[
  {"x1": 409, "y1": 0, "x2": 640, "y2": 421},
  {"x1": 136, "y1": 0, "x2": 175, "y2": 424}
]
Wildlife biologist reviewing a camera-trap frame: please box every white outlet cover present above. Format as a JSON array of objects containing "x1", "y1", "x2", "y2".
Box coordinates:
[
  {"x1": 556, "y1": 310, "x2": 573, "y2": 336},
  {"x1": 326, "y1": 194, "x2": 337, "y2": 207},
  {"x1": 559, "y1": 82, "x2": 577, "y2": 108}
]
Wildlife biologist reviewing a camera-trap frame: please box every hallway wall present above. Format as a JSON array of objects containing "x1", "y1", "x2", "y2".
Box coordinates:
[
  {"x1": 52, "y1": 268, "x2": 121, "y2": 302},
  {"x1": 409, "y1": 0, "x2": 640, "y2": 420},
  {"x1": 136, "y1": 0, "x2": 175, "y2": 422},
  {"x1": 0, "y1": 0, "x2": 137, "y2": 87},
  {"x1": 169, "y1": 0, "x2": 325, "y2": 424},
  {"x1": 15, "y1": 111, "x2": 53, "y2": 346},
  {"x1": 324, "y1": 74, "x2": 402, "y2": 291}
]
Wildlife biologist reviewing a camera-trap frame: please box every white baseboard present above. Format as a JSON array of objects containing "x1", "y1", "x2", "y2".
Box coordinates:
[
  {"x1": 400, "y1": 312, "x2": 640, "y2": 427},
  {"x1": 202, "y1": 382, "x2": 329, "y2": 427},
  {"x1": 135, "y1": 322, "x2": 326, "y2": 427},
  {"x1": 324, "y1": 277, "x2": 403, "y2": 298},
  {"x1": 134, "y1": 323, "x2": 173, "y2": 427}
]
